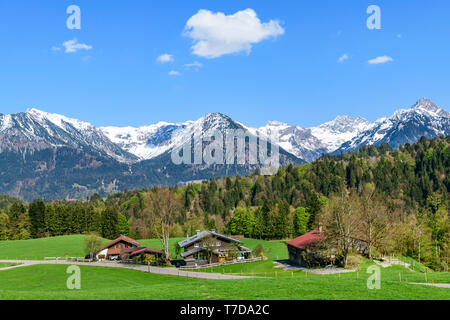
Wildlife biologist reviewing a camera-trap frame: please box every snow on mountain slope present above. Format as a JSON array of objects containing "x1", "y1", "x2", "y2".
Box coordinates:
[
  {"x1": 6, "y1": 98, "x2": 446, "y2": 165},
  {"x1": 247, "y1": 121, "x2": 326, "y2": 162},
  {"x1": 100, "y1": 122, "x2": 188, "y2": 160},
  {"x1": 0, "y1": 109, "x2": 137, "y2": 163},
  {"x1": 248, "y1": 116, "x2": 370, "y2": 162},
  {"x1": 335, "y1": 98, "x2": 450, "y2": 153},
  {"x1": 310, "y1": 116, "x2": 371, "y2": 152},
  {"x1": 101, "y1": 113, "x2": 246, "y2": 161}
]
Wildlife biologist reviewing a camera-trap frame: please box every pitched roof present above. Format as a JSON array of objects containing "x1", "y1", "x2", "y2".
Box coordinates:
[
  {"x1": 286, "y1": 230, "x2": 325, "y2": 249},
  {"x1": 239, "y1": 246, "x2": 252, "y2": 252},
  {"x1": 129, "y1": 247, "x2": 163, "y2": 257},
  {"x1": 180, "y1": 246, "x2": 205, "y2": 258},
  {"x1": 95, "y1": 235, "x2": 141, "y2": 254},
  {"x1": 178, "y1": 230, "x2": 243, "y2": 248}
]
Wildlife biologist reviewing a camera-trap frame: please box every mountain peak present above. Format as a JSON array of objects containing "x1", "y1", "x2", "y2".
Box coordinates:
[
  {"x1": 204, "y1": 112, "x2": 228, "y2": 119},
  {"x1": 199, "y1": 112, "x2": 240, "y2": 131},
  {"x1": 26, "y1": 108, "x2": 95, "y2": 131},
  {"x1": 411, "y1": 98, "x2": 449, "y2": 118},
  {"x1": 413, "y1": 98, "x2": 437, "y2": 110},
  {"x1": 266, "y1": 121, "x2": 289, "y2": 127},
  {"x1": 26, "y1": 108, "x2": 49, "y2": 119},
  {"x1": 26, "y1": 107, "x2": 45, "y2": 114},
  {"x1": 317, "y1": 115, "x2": 370, "y2": 131}
]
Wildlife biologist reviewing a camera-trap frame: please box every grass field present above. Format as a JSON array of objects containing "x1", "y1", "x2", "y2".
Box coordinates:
[
  {"x1": 0, "y1": 263, "x2": 449, "y2": 300},
  {"x1": 0, "y1": 235, "x2": 287, "y2": 261},
  {"x1": 0, "y1": 235, "x2": 449, "y2": 300}
]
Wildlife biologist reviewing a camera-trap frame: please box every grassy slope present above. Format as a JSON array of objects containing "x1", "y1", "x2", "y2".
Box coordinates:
[
  {"x1": 0, "y1": 235, "x2": 287, "y2": 261},
  {"x1": 0, "y1": 263, "x2": 449, "y2": 300},
  {"x1": 0, "y1": 235, "x2": 97, "y2": 260}
]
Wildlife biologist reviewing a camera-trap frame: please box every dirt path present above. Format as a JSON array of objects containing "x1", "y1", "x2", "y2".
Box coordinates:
[
  {"x1": 0, "y1": 260, "x2": 252, "y2": 280},
  {"x1": 375, "y1": 258, "x2": 416, "y2": 272},
  {"x1": 0, "y1": 263, "x2": 28, "y2": 271},
  {"x1": 408, "y1": 282, "x2": 450, "y2": 289}
]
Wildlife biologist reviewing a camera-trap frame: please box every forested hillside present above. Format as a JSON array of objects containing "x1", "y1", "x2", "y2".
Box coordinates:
[{"x1": 0, "y1": 136, "x2": 448, "y2": 270}]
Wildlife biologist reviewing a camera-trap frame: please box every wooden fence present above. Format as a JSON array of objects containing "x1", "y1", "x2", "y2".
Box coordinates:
[{"x1": 179, "y1": 257, "x2": 262, "y2": 270}]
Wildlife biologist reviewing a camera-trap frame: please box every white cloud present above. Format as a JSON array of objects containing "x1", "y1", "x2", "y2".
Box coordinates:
[
  {"x1": 184, "y1": 8, "x2": 285, "y2": 59},
  {"x1": 338, "y1": 54, "x2": 349, "y2": 63},
  {"x1": 168, "y1": 70, "x2": 181, "y2": 76},
  {"x1": 184, "y1": 61, "x2": 203, "y2": 69},
  {"x1": 157, "y1": 54, "x2": 174, "y2": 63},
  {"x1": 51, "y1": 46, "x2": 61, "y2": 51},
  {"x1": 368, "y1": 55, "x2": 393, "y2": 65},
  {"x1": 62, "y1": 38, "x2": 93, "y2": 53}
]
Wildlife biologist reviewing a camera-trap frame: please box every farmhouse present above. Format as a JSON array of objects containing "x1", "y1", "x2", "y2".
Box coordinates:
[
  {"x1": 286, "y1": 228, "x2": 326, "y2": 267},
  {"x1": 286, "y1": 225, "x2": 369, "y2": 267},
  {"x1": 178, "y1": 230, "x2": 252, "y2": 267},
  {"x1": 95, "y1": 235, "x2": 163, "y2": 261}
]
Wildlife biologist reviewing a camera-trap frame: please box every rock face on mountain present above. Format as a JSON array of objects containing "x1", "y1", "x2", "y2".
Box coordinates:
[{"x1": 0, "y1": 98, "x2": 448, "y2": 200}]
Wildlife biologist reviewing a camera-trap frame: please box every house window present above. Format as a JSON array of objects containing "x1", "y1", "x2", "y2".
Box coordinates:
[{"x1": 194, "y1": 243, "x2": 199, "y2": 248}]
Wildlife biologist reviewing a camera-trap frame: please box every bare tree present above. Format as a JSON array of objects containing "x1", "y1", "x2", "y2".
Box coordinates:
[
  {"x1": 144, "y1": 188, "x2": 182, "y2": 266},
  {"x1": 319, "y1": 192, "x2": 363, "y2": 267},
  {"x1": 358, "y1": 184, "x2": 391, "y2": 259}
]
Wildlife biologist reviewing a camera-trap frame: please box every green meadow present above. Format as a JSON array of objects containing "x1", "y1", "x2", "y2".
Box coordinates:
[
  {"x1": 0, "y1": 263, "x2": 449, "y2": 300},
  {"x1": 0, "y1": 235, "x2": 449, "y2": 300},
  {"x1": 0, "y1": 235, "x2": 288, "y2": 261}
]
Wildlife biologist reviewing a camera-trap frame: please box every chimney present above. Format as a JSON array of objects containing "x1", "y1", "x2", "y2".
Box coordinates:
[
  {"x1": 211, "y1": 229, "x2": 216, "y2": 233},
  {"x1": 318, "y1": 223, "x2": 323, "y2": 233},
  {"x1": 196, "y1": 230, "x2": 201, "y2": 236}
]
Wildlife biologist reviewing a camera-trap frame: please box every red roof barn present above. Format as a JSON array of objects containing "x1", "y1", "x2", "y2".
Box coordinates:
[
  {"x1": 286, "y1": 228, "x2": 325, "y2": 267},
  {"x1": 286, "y1": 230, "x2": 325, "y2": 249}
]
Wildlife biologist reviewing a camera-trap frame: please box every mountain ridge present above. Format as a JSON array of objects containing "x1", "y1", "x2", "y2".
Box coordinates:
[{"x1": 0, "y1": 98, "x2": 448, "y2": 200}]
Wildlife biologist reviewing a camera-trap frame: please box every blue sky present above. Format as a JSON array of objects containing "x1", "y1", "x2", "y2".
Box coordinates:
[{"x1": 0, "y1": 0, "x2": 449, "y2": 128}]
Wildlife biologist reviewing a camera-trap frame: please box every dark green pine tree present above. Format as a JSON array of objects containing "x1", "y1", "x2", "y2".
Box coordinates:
[
  {"x1": 306, "y1": 190, "x2": 321, "y2": 229},
  {"x1": 101, "y1": 207, "x2": 119, "y2": 240},
  {"x1": 28, "y1": 200, "x2": 46, "y2": 238}
]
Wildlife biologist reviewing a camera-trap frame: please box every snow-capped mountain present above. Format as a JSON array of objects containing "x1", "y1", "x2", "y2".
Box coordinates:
[
  {"x1": 335, "y1": 98, "x2": 450, "y2": 153},
  {"x1": 247, "y1": 121, "x2": 327, "y2": 163},
  {"x1": 101, "y1": 113, "x2": 245, "y2": 161},
  {"x1": 310, "y1": 116, "x2": 371, "y2": 152},
  {"x1": 248, "y1": 116, "x2": 371, "y2": 162},
  {"x1": 0, "y1": 108, "x2": 137, "y2": 163},
  {"x1": 0, "y1": 98, "x2": 448, "y2": 200},
  {"x1": 2, "y1": 98, "x2": 448, "y2": 166},
  {"x1": 100, "y1": 122, "x2": 188, "y2": 160},
  {"x1": 100, "y1": 98, "x2": 448, "y2": 163}
]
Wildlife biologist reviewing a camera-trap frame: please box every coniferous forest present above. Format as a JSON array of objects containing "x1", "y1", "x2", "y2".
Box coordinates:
[{"x1": 0, "y1": 136, "x2": 448, "y2": 270}]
